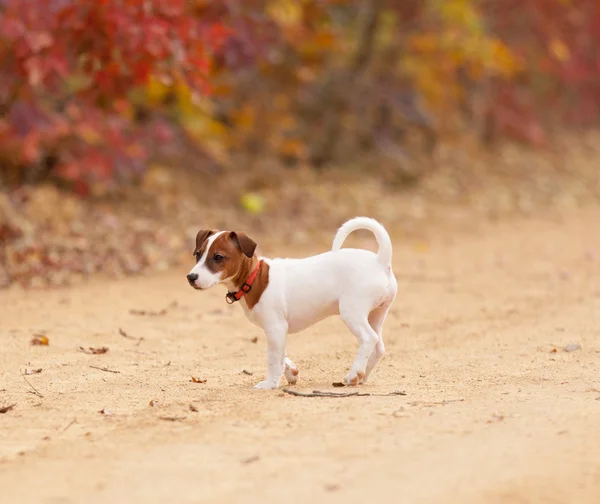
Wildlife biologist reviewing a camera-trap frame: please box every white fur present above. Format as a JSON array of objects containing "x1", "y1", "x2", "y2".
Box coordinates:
[
  {"x1": 188, "y1": 231, "x2": 226, "y2": 289},
  {"x1": 194, "y1": 217, "x2": 398, "y2": 390}
]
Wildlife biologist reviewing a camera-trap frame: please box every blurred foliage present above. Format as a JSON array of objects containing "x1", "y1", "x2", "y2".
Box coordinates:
[{"x1": 0, "y1": 0, "x2": 599, "y2": 194}]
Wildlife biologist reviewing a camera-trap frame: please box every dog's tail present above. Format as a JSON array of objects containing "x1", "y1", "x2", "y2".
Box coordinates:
[{"x1": 332, "y1": 217, "x2": 392, "y2": 267}]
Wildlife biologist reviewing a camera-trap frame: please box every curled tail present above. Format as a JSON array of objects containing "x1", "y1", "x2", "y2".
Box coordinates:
[{"x1": 332, "y1": 217, "x2": 392, "y2": 267}]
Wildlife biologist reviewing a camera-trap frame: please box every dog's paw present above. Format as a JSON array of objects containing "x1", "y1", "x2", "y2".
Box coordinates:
[
  {"x1": 284, "y1": 363, "x2": 299, "y2": 385},
  {"x1": 254, "y1": 379, "x2": 279, "y2": 390},
  {"x1": 343, "y1": 370, "x2": 365, "y2": 387}
]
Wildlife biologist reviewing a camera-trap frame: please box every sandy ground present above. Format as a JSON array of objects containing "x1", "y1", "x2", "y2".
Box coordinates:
[{"x1": 1, "y1": 205, "x2": 600, "y2": 504}]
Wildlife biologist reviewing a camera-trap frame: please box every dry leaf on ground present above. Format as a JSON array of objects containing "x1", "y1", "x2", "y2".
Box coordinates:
[
  {"x1": 31, "y1": 334, "x2": 49, "y2": 346},
  {"x1": 79, "y1": 346, "x2": 109, "y2": 355},
  {"x1": 23, "y1": 368, "x2": 42, "y2": 375},
  {"x1": 0, "y1": 403, "x2": 16, "y2": 414}
]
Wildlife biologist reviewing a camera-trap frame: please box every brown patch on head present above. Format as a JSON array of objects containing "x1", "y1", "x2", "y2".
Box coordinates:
[
  {"x1": 193, "y1": 229, "x2": 217, "y2": 256},
  {"x1": 201, "y1": 231, "x2": 258, "y2": 280},
  {"x1": 229, "y1": 231, "x2": 257, "y2": 258}
]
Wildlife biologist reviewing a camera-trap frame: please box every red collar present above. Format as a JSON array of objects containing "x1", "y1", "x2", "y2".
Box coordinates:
[{"x1": 226, "y1": 260, "x2": 262, "y2": 304}]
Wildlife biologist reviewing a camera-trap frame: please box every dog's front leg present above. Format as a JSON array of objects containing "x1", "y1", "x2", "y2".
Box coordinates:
[{"x1": 254, "y1": 322, "x2": 288, "y2": 390}]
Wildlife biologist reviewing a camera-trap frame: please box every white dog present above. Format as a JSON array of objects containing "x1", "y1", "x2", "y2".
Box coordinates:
[{"x1": 186, "y1": 217, "x2": 397, "y2": 389}]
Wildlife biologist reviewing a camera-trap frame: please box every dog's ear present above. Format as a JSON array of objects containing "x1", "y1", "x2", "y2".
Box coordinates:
[
  {"x1": 194, "y1": 229, "x2": 215, "y2": 255},
  {"x1": 229, "y1": 231, "x2": 257, "y2": 258}
]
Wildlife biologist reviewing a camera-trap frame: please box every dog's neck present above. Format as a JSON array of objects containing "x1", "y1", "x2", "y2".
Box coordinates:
[
  {"x1": 225, "y1": 255, "x2": 259, "y2": 292},
  {"x1": 223, "y1": 255, "x2": 270, "y2": 310}
]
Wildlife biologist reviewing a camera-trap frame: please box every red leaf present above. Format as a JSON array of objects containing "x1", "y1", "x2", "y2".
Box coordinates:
[
  {"x1": 21, "y1": 131, "x2": 41, "y2": 163},
  {"x1": 24, "y1": 57, "x2": 44, "y2": 87},
  {"x1": 25, "y1": 32, "x2": 53, "y2": 53}
]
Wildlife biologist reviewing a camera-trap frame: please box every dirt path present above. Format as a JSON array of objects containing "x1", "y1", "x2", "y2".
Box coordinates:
[{"x1": 1, "y1": 206, "x2": 600, "y2": 504}]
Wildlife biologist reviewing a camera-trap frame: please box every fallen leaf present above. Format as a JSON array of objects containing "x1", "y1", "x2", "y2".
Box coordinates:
[
  {"x1": 79, "y1": 346, "x2": 109, "y2": 354},
  {"x1": 31, "y1": 334, "x2": 49, "y2": 346},
  {"x1": 0, "y1": 403, "x2": 16, "y2": 414},
  {"x1": 190, "y1": 376, "x2": 207, "y2": 383},
  {"x1": 149, "y1": 400, "x2": 157, "y2": 407},
  {"x1": 24, "y1": 368, "x2": 42, "y2": 375}
]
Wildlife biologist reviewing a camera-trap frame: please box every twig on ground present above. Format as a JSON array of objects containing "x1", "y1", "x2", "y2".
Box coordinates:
[
  {"x1": 89, "y1": 365, "x2": 120, "y2": 374},
  {"x1": 119, "y1": 328, "x2": 144, "y2": 346},
  {"x1": 20, "y1": 370, "x2": 44, "y2": 398},
  {"x1": 241, "y1": 455, "x2": 260, "y2": 465},
  {"x1": 159, "y1": 416, "x2": 186, "y2": 422},
  {"x1": 408, "y1": 399, "x2": 464, "y2": 407},
  {"x1": 129, "y1": 303, "x2": 174, "y2": 317},
  {"x1": 61, "y1": 418, "x2": 77, "y2": 431},
  {"x1": 282, "y1": 388, "x2": 406, "y2": 398}
]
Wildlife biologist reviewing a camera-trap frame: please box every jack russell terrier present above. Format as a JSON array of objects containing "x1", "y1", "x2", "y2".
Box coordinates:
[{"x1": 186, "y1": 217, "x2": 397, "y2": 389}]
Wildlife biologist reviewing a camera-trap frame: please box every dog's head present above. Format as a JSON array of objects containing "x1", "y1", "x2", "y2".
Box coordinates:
[{"x1": 186, "y1": 229, "x2": 257, "y2": 290}]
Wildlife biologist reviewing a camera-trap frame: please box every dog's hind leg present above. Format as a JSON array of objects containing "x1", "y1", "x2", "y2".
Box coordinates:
[
  {"x1": 362, "y1": 303, "x2": 391, "y2": 383},
  {"x1": 339, "y1": 301, "x2": 379, "y2": 386},
  {"x1": 284, "y1": 356, "x2": 299, "y2": 385}
]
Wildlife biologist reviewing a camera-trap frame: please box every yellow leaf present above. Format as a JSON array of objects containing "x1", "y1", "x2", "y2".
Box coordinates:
[
  {"x1": 77, "y1": 124, "x2": 101, "y2": 145},
  {"x1": 146, "y1": 75, "x2": 171, "y2": 104},
  {"x1": 240, "y1": 193, "x2": 265, "y2": 215},
  {"x1": 549, "y1": 39, "x2": 570, "y2": 62},
  {"x1": 266, "y1": 0, "x2": 302, "y2": 27},
  {"x1": 31, "y1": 334, "x2": 49, "y2": 346},
  {"x1": 232, "y1": 105, "x2": 256, "y2": 130}
]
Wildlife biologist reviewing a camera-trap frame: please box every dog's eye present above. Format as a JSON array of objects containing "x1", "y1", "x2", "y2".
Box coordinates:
[{"x1": 213, "y1": 254, "x2": 224, "y2": 263}]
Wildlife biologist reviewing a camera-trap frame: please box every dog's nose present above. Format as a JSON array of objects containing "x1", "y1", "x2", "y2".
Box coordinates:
[{"x1": 187, "y1": 273, "x2": 198, "y2": 284}]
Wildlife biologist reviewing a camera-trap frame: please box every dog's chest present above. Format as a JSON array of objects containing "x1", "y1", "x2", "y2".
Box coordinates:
[{"x1": 239, "y1": 302, "x2": 262, "y2": 328}]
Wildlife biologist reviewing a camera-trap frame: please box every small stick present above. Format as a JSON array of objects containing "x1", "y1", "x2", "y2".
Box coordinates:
[
  {"x1": 61, "y1": 418, "x2": 77, "y2": 431},
  {"x1": 408, "y1": 399, "x2": 464, "y2": 407},
  {"x1": 89, "y1": 365, "x2": 120, "y2": 374},
  {"x1": 20, "y1": 370, "x2": 44, "y2": 398},
  {"x1": 119, "y1": 328, "x2": 135, "y2": 339},
  {"x1": 119, "y1": 328, "x2": 144, "y2": 346},
  {"x1": 282, "y1": 389, "x2": 406, "y2": 398},
  {"x1": 159, "y1": 416, "x2": 186, "y2": 422}
]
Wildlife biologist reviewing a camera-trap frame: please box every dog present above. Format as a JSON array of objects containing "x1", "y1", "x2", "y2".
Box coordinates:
[{"x1": 186, "y1": 217, "x2": 397, "y2": 389}]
